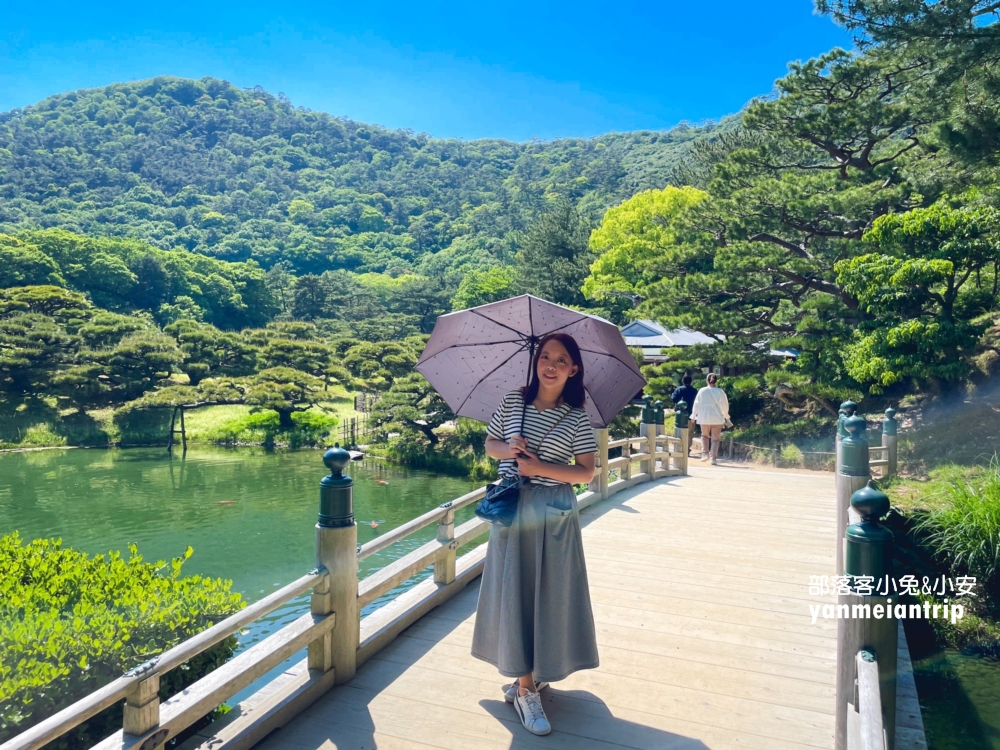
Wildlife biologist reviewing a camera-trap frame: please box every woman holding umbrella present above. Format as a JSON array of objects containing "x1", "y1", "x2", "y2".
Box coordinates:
[
  {"x1": 416, "y1": 295, "x2": 643, "y2": 736},
  {"x1": 471, "y1": 332, "x2": 600, "y2": 736}
]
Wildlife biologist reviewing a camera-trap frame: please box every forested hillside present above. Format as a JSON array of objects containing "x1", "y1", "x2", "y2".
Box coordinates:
[{"x1": 0, "y1": 77, "x2": 723, "y2": 276}]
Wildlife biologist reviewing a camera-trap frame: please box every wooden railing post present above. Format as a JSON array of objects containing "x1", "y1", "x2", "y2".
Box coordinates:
[
  {"x1": 653, "y1": 400, "x2": 665, "y2": 475},
  {"x1": 639, "y1": 395, "x2": 654, "y2": 477},
  {"x1": 621, "y1": 440, "x2": 631, "y2": 483},
  {"x1": 596, "y1": 428, "x2": 610, "y2": 500},
  {"x1": 312, "y1": 446, "x2": 358, "y2": 684},
  {"x1": 434, "y1": 503, "x2": 457, "y2": 585},
  {"x1": 674, "y1": 399, "x2": 691, "y2": 475},
  {"x1": 836, "y1": 482, "x2": 896, "y2": 750},
  {"x1": 122, "y1": 672, "x2": 162, "y2": 746},
  {"x1": 882, "y1": 408, "x2": 898, "y2": 477},
  {"x1": 837, "y1": 415, "x2": 870, "y2": 576}
]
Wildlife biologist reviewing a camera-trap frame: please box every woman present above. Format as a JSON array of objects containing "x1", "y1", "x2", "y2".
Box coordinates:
[
  {"x1": 472, "y1": 333, "x2": 600, "y2": 737},
  {"x1": 690, "y1": 372, "x2": 730, "y2": 465}
]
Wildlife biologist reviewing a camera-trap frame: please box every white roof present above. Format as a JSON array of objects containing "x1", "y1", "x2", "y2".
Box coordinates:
[{"x1": 620, "y1": 320, "x2": 716, "y2": 348}]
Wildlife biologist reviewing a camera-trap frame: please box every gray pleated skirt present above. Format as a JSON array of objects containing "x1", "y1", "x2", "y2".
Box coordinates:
[{"x1": 471, "y1": 482, "x2": 600, "y2": 683}]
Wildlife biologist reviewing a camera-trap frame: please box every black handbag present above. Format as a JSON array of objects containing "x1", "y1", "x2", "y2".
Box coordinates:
[{"x1": 475, "y1": 401, "x2": 527, "y2": 527}]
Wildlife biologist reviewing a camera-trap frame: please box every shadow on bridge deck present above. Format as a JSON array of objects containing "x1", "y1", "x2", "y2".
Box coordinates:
[{"x1": 254, "y1": 466, "x2": 838, "y2": 750}]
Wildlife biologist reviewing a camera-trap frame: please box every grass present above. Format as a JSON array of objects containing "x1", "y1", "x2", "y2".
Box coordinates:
[
  {"x1": 0, "y1": 389, "x2": 365, "y2": 451},
  {"x1": 913, "y1": 457, "x2": 1000, "y2": 591},
  {"x1": 920, "y1": 591, "x2": 1000, "y2": 657},
  {"x1": 895, "y1": 389, "x2": 1000, "y2": 475}
]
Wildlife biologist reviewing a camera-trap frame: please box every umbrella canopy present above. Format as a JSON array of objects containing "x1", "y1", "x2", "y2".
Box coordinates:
[{"x1": 416, "y1": 295, "x2": 645, "y2": 428}]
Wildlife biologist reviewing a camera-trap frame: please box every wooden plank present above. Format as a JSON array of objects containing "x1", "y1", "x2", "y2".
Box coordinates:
[
  {"x1": 93, "y1": 611, "x2": 336, "y2": 750},
  {"x1": 895, "y1": 622, "x2": 928, "y2": 750},
  {"x1": 400, "y1": 606, "x2": 837, "y2": 681},
  {"x1": 358, "y1": 539, "x2": 451, "y2": 608},
  {"x1": 175, "y1": 661, "x2": 337, "y2": 750},
  {"x1": 356, "y1": 543, "x2": 486, "y2": 666},
  {"x1": 856, "y1": 650, "x2": 885, "y2": 750}
]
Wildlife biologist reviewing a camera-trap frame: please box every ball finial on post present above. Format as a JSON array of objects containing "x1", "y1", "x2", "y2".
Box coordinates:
[
  {"x1": 674, "y1": 400, "x2": 690, "y2": 429},
  {"x1": 319, "y1": 444, "x2": 354, "y2": 528},
  {"x1": 640, "y1": 395, "x2": 654, "y2": 425},
  {"x1": 840, "y1": 415, "x2": 869, "y2": 477}
]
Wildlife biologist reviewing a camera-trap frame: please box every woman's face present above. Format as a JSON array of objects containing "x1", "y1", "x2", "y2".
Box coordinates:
[{"x1": 536, "y1": 340, "x2": 578, "y2": 394}]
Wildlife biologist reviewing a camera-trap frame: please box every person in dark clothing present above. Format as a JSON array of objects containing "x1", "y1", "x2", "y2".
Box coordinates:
[{"x1": 671, "y1": 375, "x2": 697, "y2": 411}]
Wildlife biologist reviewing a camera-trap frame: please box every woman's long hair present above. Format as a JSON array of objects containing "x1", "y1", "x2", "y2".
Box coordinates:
[{"x1": 521, "y1": 333, "x2": 587, "y2": 409}]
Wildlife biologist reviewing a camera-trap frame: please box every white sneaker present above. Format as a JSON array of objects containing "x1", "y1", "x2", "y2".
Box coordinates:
[
  {"x1": 710, "y1": 458, "x2": 718, "y2": 465},
  {"x1": 503, "y1": 680, "x2": 549, "y2": 703},
  {"x1": 513, "y1": 688, "x2": 551, "y2": 736}
]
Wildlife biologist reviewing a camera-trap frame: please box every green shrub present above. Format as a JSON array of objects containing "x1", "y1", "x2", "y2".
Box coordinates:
[
  {"x1": 915, "y1": 456, "x2": 1000, "y2": 596},
  {"x1": 0, "y1": 534, "x2": 243, "y2": 748},
  {"x1": 17, "y1": 424, "x2": 67, "y2": 447},
  {"x1": 718, "y1": 374, "x2": 766, "y2": 422},
  {"x1": 204, "y1": 410, "x2": 337, "y2": 448}
]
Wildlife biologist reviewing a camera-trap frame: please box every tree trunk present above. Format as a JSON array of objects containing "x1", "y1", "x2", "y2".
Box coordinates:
[
  {"x1": 277, "y1": 409, "x2": 296, "y2": 430},
  {"x1": 413, "y1": 422, "x2": 438, "y2": 446}
]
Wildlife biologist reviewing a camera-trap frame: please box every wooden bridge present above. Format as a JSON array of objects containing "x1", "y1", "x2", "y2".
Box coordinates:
[{"x1": 3, "y1": 415, "x2": 928, "y2": 750}]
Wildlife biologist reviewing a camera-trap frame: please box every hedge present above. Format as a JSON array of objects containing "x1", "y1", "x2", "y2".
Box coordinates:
[{"x1": 0, "y1": 534, "x2": 244, "y2": 748}]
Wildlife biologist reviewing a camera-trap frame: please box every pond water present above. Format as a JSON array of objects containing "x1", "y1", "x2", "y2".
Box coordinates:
[
  {"x1": 0, "y1": 446, "x2": 484, "y2": 704},
  {"x1": 911, "y1": 646, "x2": 1000, "y2": 749}
]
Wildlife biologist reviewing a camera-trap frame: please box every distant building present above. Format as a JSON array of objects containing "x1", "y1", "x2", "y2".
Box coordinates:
[{"x1": 620, "y1": 320, "x2": 716, "y2": 363}]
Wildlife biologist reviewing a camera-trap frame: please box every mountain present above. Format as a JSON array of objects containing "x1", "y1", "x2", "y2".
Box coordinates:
[{"x1": 0, "y1": 77, "x2": 728, "y2": 277}]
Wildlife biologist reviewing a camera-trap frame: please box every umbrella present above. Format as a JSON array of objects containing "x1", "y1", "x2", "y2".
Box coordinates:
[{"x1": 416, "y1": 295, "x2": 645, "y2": 428}]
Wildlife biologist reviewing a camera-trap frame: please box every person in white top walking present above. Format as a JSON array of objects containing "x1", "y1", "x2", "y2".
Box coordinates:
[{"x1": 690, "y1": 373, "x2": 730, "y2": 465}]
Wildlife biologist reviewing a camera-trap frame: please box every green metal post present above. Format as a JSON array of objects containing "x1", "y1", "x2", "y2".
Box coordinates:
[
  {"x1": 640, "y1": 395, "x2": 654, "y2": 426},
  {"x1": 845, "y1": 482, "x2": 893, "y2": 583},
  {"x1": 674, "y1": 399, "x2": 690, "y2": 430},
  {"x1": 882, "y1": 407, "x2": 898, "y2": 476},
  {"x1": 837, "y1": 481, "x2": 897, "y2": 750},
  {"x1": 837, "y1": 414, "x2": 870, "y2": 578},
  {"x1": 840, "y1": 415, "x2": 869, "y2": 478}
]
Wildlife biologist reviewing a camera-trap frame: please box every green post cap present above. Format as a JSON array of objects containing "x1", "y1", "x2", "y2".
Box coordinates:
[
  {"x1": 640, "y1": 395, "x2": 654, "y2": 424},
  {"x1": 840, "y1": 415, "x2": 869, "y2": 477},
  {"x1": 319, "y1": 444, "x2": 354, "y2": 528},
  {"x1": 882, "y1": 407, "x2": 897, "y2": 437},
  {"x1": 653, "y1": 400, "x2": 665, "y2": 425},
  {"x1": 845, "y1": 481, "x2": 893, "y2": 584},
  {"x1": 675, "y1": 399, "x2": 690, "y2": 429},
  {"x1": 837, "y1": 401, "x2": 856, "y2": 438}
]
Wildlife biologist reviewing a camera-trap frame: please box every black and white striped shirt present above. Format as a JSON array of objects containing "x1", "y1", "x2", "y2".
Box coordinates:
[{"x1": 487, "y1": 390, "x2": 598, "y2": 487}]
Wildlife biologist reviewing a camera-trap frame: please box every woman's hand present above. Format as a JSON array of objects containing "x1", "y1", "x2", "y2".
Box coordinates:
[
  {"x1": 508, "y1": 435, "x2": 529, "y2": 458},
  {"x1": 515, "y1": 448, "x2": 546, "y2": 478}
]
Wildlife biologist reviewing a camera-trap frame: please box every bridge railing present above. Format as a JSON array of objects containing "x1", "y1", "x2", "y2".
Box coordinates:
[
  {"x1": 2, "y1": 419, "x2": 687, "y2": 750},
  {"x1": 835, "y1": 404, "x2": 901, "y2": 750}
]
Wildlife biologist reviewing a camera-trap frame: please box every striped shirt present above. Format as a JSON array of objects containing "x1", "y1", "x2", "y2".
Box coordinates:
[{"x1": 487, "y1": 390, "x2": 598, "y2": 487}]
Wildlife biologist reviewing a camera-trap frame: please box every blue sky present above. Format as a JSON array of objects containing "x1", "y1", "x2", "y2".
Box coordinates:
[{"x1": 0, "y1": 1, "x2": 852, "y2": 141}]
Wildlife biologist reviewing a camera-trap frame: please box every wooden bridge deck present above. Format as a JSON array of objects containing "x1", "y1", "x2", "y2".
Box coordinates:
[{"x1": 253, "y1": 466, "x2": 851, "y2": 750}]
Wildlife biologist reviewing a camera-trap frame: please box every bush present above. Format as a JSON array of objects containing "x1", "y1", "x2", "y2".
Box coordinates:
[
  {"x1": 0, "y1": 534, "x2": 244, "y2": 748},
  {"x1": 718, "y1": 374, "x2": 766, "y2": 422},
  {"x1": 204, "y1": 410, "x2": 337, "y2": 448},
  {"x1": 915, "y1": 456, "x2": 1000, "y2": 598}
]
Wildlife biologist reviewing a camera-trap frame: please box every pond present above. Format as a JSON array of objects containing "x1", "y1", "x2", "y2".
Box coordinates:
[
  {"x1": 0, "y1": 446, "x2": 485, "y2": 705},
  {"x1": 911, "y1": 644, "x2": 1000, "y2": 749}
]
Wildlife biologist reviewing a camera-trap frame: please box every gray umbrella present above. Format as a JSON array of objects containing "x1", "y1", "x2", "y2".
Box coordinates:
[{"x1": 416, "y1": 295, "x2": 645, "y2": 428}]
